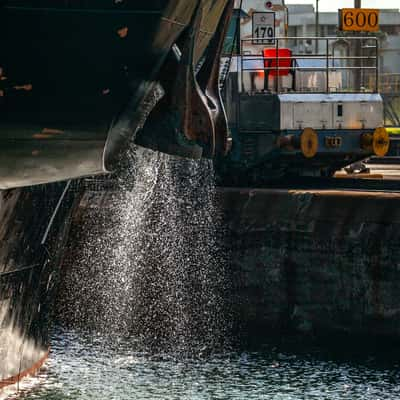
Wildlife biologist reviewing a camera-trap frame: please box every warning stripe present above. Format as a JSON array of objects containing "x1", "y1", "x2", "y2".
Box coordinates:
[{"x1": 0, "y1": 350, "x2": 49, "y2": 389}]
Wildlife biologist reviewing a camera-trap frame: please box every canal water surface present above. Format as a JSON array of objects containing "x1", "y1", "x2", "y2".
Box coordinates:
[{"x1": 4, "y1": 326, "x2": 400, "y2": 400}]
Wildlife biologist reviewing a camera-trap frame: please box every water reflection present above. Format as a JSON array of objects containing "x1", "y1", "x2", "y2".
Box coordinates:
[{"x1": 5, "y1": 327, "x2": 400, "y2": 400}]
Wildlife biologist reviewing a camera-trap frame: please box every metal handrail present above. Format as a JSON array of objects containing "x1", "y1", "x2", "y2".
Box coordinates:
[
  {"x1": 239, "y1": 36, "x2": 379, "y2": 94},
  {"x1": 241, "y1": 56, "x2": 377, "y2": 60},
  {"x1": 241, "y1": 66, "x2": 377, "y2": 70},
  {"x1": 241, "y1": 36, "x2": 378, "y2": 41}
]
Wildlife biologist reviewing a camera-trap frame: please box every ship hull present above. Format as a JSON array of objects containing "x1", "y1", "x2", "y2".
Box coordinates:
[
  {"x1": 0, "y1": 0, "x2": 231, "y2": 389},
  {"x1": 0, "y1": 1, "x2": 228, "y2": 188},
  {"x1": 0, "y1": 182, "x2": 80, "y2": 389}
]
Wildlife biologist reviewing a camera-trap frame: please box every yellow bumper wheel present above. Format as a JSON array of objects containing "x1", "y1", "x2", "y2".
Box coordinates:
[
  {"x1": 361, "y1": 127, "x2": 390, "y2": 157},
  {"x1": 300, "y1": 128, "x2": 318, "y2": 158}
]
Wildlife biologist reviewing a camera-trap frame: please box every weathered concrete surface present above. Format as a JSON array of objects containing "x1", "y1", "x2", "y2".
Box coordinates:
[
  {"x1": 57, "y1": 185, "x2": 400, "y2": 341},
  {"x1": 219, "y1": 188, "x2": 400, "y2": 339}
]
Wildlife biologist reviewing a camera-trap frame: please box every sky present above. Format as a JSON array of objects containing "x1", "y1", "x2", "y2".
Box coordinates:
[{"x1": 286, "y1": 0, "x2": 399, "y2": 11}]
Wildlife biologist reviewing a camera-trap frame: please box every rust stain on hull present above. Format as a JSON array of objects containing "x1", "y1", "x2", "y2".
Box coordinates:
[
  {"x1": 13, "y1": 84, "x2": 33, "y2": 91},
  {"x1": 117, "y1": 27, "x2": 129, "y2": 38},
  {"x1": 0, "y1": 350, "x2": 49, "y2": 389}
]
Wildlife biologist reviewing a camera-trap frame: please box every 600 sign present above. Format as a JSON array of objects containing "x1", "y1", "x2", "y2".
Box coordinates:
[{"x1": 340, "y1": 8, "x2": 379, "y2": 32}]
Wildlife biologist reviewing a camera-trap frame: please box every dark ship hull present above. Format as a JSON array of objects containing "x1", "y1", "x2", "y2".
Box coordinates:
[
  {"x1": 0, "y1": 182, "x2": 79, "y2": 388},
  {"x1": 0, "y1": 0, "x2": 231, "y2": 188},
  {"x1": 0, "y1": 0, "x2": 233, "y2": 389}
]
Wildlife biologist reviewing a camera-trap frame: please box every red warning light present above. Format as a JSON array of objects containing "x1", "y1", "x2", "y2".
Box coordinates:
[{"x1": 266, "y1": 1, "x2": 273, "y2": 8}]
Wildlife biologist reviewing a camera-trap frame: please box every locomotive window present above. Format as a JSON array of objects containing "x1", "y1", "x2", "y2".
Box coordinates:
[{"x1": 337, "y1": 104, "x2": 343, "y2": 117}]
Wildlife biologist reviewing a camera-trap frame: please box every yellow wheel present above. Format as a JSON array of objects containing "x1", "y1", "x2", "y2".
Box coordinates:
[
  {"x1": 372, "y1": 127, "x2": 390, "y2": 157},
  {"x1": 300, "y1": 128, "x2": 318, "y2": 158}
]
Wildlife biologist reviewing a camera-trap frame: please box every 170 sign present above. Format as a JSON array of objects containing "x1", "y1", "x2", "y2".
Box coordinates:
[
  {"x1": 252, "y1": 12, "x2": 275, "y2": 44},
  {"x1": 339, "y1": 8, "x2": 379, "y2": 32}
]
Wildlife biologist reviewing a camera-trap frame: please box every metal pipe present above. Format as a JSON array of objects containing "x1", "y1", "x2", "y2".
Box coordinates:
[
  {"x1": 241, "y1": 56, "x2": 377, "y2": 60},
  {"x1": 275, "y1": 37, "x2": 279, "y2": 92},
  {"x1": 241, "y1": 36, "x2": 377, "y2": 41},
  {"x1": 315, "y1": 0, "x2": 319, "y2": 53},
  {"x1": 326, "y1": 38, "x2": 329, "y2": 92},
  {"x1": 376, "y1": 38, "x2": 379, "y2": 93},
  {"x1": 241, "y1": 38, "x2": 244, "y2": 92},
  {"x1": 241, "y1": 66, "x2": 376, "y2": 71},
  {"x1": 354, "y1": 0, "x2": 361, "y2": 90}
]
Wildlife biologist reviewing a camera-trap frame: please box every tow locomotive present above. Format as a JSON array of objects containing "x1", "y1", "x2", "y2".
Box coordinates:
[{"x1": 219, "y1": 0, "x2": 389, "y2": 182}]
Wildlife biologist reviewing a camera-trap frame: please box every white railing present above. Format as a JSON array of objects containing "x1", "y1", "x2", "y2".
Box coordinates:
[{"x1": 239, "y1": 36, "x2": 379, "y2": 94}]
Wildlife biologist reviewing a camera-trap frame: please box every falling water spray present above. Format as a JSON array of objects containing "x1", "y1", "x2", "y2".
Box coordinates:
[{"x1": 59, "y1": 145, "x2": 230, "y2": 355}]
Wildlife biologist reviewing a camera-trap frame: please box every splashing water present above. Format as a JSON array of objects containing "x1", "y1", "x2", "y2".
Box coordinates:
[{"x1": 58, "y1": 146, "x2": 230, "y2": 356}]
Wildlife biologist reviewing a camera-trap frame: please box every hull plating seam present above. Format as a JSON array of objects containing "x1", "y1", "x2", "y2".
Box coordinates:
[{"x1": 0, "y1": 264, "x2": 40, "y2": 278}]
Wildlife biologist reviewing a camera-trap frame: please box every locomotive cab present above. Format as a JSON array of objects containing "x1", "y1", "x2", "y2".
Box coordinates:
[{"x1": 220, "y1": 0, "x2": 388, "y2": 181}]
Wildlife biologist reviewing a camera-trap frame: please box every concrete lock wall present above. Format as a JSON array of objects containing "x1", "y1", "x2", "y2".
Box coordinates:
[
  {"x1": 59, "y1": 186, "x2": 400, "y2": 341},
  {"x1": 219, "y1": 188, "x2": 400, "y2": 339}
]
